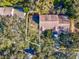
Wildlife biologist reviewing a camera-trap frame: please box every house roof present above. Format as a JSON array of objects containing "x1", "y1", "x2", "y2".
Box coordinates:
[
  {"x1": 40, "y1": 15, "x2": 70, "y2": 24},
  {"x1": 40, "y1": 15, "x2": 70, "y2": 31},
  {"x1": 0, "y1": 7, "x2": 12, "y2": 15},
  {"x1": 0, "y1": 7, "x2": 26, "y2": 18},
  {"x1": 40, "y1": 15, "x2": 59, "y2": 21},
  {"x1": 59, "y1": 15, "x2": 70, "y2": 24}
]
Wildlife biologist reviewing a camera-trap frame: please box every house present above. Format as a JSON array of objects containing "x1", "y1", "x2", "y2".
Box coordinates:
[
  {"x1": 40, "y1": 15, "x2": 75, "y2": 32},
  {"x1": 0, "y1": 7, "x2": 26, "y2": 18}
]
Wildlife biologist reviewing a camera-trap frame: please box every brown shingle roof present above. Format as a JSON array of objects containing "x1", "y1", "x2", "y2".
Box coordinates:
[
  {"x1": 40, "y1": 15, "x2": 70, "y2": 24},
  {"x1": 40, "y1": 15, "x2": 70, "y2": 31},
  {"x1": 58, "y1": 15, "x2": 70, "y2": 24},
  {"x1": 40, "y1": 15, "x2": 59, "y2": 21}
]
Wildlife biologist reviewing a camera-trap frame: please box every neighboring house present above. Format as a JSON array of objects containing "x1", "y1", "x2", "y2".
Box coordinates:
[
  {"x1": 0, "y1": 7, "x2": 26, "y2": 18},
  {"x1": 40, "y1": 15, "x2": 75, "y2": 32}
]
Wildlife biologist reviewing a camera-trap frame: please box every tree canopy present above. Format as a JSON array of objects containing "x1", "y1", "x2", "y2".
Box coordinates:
[
  {"x1": 0, "y1": 0, "x2": 79, "y2": 18},
  {"x1": 53, "y1": 0, "x2": 79, "y2": 19}
]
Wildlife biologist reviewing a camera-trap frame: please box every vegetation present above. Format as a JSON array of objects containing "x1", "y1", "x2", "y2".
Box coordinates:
[
  {"x1": 75, "y1": 22, "x2": 79, "y2": 29},
  {"x1": 40, "y1": 29, "x2": 79, "y2": 59},
  {"x1": 0, "y1": 0, "x2": 79, "y2": 16},
  {"x1": 0, "y1": 15, "x2": 27, "y2": 58},
  {"x1": 0, "y1": 0, "x2": 79, "y2": 59}
]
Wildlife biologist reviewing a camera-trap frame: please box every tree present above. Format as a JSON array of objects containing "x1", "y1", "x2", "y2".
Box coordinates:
[
  {"x1": 0, "y1": 0, "x2": 23, "y2": 6},
  {"x1": 0, "y1": 15, "x2": 26, "y2": 58},
  {"x1": 42, "y1": 29, "x2": 52, "y2": 38},
  {"x1": 53, "y1": 0, "x2": 79, "y2": 33},
  {"x1": 53, "y1": 52, "x2": 67, "y2": 59},
  {"x1": 53, "y1": 0, "x2": 79, "y2": 19},
  {"x1": 71, "y1": 33, "x2": 79, "y2": 48},
  {"x1": 75, "y1": 22, "x2": 79, "y2": 29},
  {"x1": 32, "y1": 0, "x2": 54, "y2": 14},
  {"x1": 59, "y1": 32, "x2": 73, "y2": 48},
  {"x1": 53, "y1": 0, "x2": 77, "y2": 17}
]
